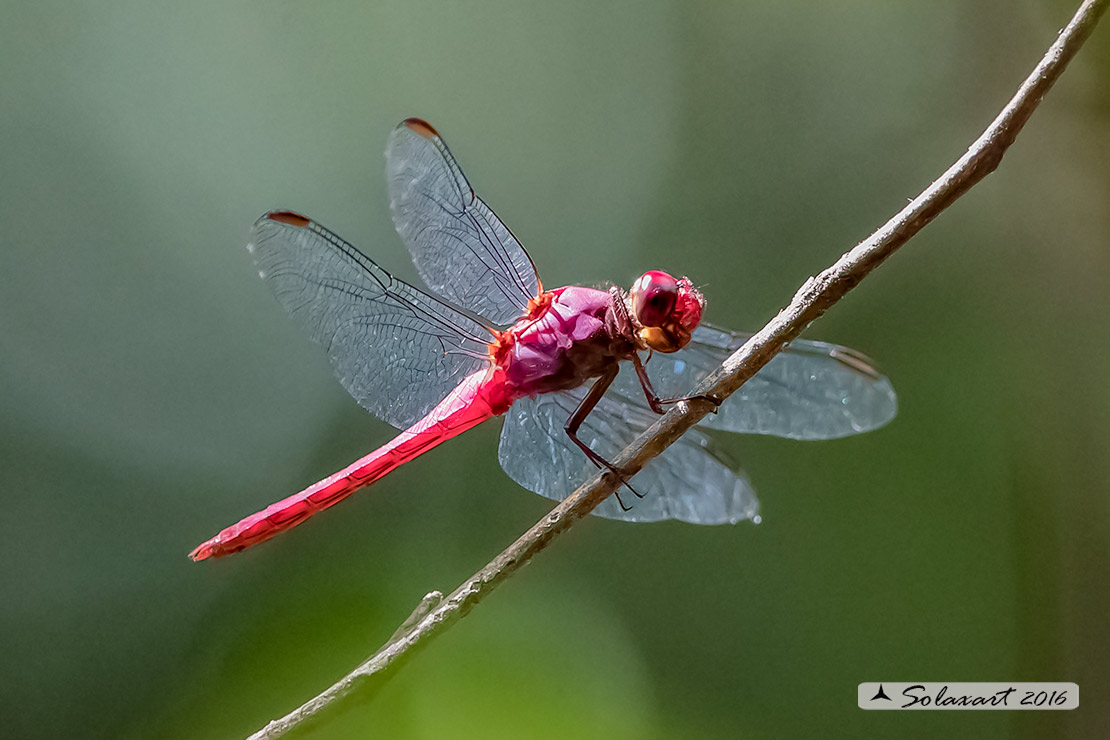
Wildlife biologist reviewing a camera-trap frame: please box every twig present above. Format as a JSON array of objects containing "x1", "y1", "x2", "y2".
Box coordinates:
[{"x1": 245, "y1": 2, "x2": 1107, "y2": 737}]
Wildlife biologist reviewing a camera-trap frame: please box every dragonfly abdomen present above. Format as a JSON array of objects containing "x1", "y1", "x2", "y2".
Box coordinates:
[{"x1": 188, "y1": 368, "x2": 508, "y2": 560}]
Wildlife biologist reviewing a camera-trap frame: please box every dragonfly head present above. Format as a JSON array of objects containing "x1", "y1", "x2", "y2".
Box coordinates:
[{"x1": 629, "y1": 270, "x2": 704, "y2": 353}]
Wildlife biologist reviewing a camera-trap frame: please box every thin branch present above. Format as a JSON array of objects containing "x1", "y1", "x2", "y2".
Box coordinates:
[{"x1": 245, "y1": 2, "x2": 1107, "y2": 737}]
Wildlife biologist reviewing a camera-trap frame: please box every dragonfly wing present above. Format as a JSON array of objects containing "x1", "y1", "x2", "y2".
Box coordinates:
[
  {"x1": 611, "y1": 323, "x2": 897, "y2": 440},
  {"x1": 498, "y1": 387, "x2": 760, "y2": 524},
  {"x1": 386, "y1": 119, "x2": 541, "y2": 326},
  {"x1": 249, "y1": 211, "x2": 493, "y2": 430}
]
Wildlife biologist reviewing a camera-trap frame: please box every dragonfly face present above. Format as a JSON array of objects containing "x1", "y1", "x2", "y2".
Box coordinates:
[{"x1": 629, "y1": 270, "x2": 705, "y2": 353}]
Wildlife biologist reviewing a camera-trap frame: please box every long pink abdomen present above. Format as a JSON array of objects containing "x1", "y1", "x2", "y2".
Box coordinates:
[{"x1": 190, "y1": 369, "x2": 507, "y2": 560}]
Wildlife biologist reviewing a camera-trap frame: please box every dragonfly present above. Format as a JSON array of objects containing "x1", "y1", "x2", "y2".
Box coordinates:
[{"x1": 189, "y1": 118, "x2": 897, "y2": 561}]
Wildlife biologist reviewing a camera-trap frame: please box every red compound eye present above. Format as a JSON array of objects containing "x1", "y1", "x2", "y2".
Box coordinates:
[{"x1": 630, "y1": 270, "x2": 679, "y2": 327}]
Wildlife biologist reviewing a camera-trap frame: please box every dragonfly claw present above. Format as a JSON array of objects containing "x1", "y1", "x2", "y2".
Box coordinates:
[{"x1": 697, "y1": 393, "x2": 723, "y2": 414}]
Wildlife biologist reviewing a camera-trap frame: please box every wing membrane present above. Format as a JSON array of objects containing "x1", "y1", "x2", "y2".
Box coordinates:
[
  {"x1": 612, "y1": 324, "x2": 897, "y2": 440},
  {"x1": 386, "y1": 119, "x2": 540, "y2": 326},
  {"x1": 249, "y1": 211, "x2": 493, "y2": 429},
  {"x1": 498, "y1": 386, "x2": 760, "y2": 524}
]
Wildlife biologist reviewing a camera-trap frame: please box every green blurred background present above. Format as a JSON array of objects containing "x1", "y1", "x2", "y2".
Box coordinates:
[{"x1": 2, "y1": 1, "x2": 1108, "y2": 738}]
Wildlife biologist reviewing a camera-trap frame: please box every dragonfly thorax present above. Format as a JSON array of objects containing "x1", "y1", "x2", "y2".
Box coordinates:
[{"x1": 494, "y1": 286, "x2": 637, "y2": 399}]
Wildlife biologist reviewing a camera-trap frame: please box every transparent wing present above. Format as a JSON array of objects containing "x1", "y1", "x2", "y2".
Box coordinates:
[
  {"x1": 612, "y1": 324, "x2": 897, "y2": 440},
  {"x1": 498, "y1": 386, "x2": 760, "y2": 525},
  {"x1": 385, "y1": 118, "x2": 540, "y2": 326},
  {"x1": 249, "y1": 210, "x2": 494, "y2": 430}
]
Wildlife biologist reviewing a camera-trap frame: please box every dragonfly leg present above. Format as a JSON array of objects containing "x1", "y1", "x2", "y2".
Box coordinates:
[
  {"x1": 631, "y1": 352, "x2": 722, "y2": 414},
  {"x1": 564, "y1": 364, "x2": 643, "y2": 500},
  {"x1": 613, "y1": 490, "x2": 633, "y2": 512}
]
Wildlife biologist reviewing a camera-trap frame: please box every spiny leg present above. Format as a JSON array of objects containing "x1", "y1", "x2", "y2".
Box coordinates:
[
  {"x1": 564, "y1": 365, "x2": 643, "y2": 507},
  {"x1": 631, "y1": 351, "x2": 722, "y2": 415}
]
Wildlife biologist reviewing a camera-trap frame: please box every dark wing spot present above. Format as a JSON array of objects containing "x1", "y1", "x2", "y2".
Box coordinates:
[
  {"x1": 268, "y1": 210, "x2": 311, "y2": 227},
  {"x1": 829, "y1": 346, "x2": 883, "y2": 380},
  {"x1": 401, "y1": 117, "x2": 439, "y2": 139}
]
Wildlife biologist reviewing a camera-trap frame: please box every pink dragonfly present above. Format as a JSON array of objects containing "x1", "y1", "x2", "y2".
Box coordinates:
[{"x1": 189, "y1": 118, "x2": 896, "y2": 561}]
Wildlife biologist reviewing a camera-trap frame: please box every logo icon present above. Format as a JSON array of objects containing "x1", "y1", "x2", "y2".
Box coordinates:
[{"x1": 870, "y1": 684, "x2": 892, "y2": 702}]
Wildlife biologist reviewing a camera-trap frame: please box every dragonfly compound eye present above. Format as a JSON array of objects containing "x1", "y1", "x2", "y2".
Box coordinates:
[{"x1": 630, "y1": 270, "x2": 679, "y2": 328}]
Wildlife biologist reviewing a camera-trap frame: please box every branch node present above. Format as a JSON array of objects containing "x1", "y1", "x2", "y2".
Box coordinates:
[{"x1": 389, "y1": 590, "x2": 444, "y2": 642}]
